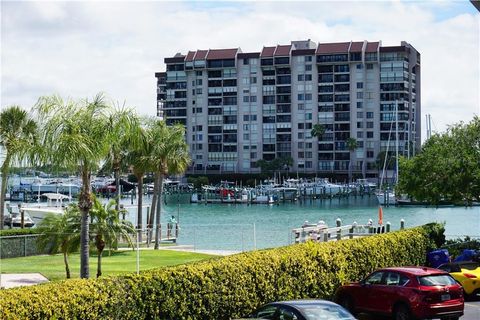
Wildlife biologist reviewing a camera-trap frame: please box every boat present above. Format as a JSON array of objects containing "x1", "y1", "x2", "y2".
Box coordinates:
[
  {"x1": 19, "y1": 193, "x2": 69, "y2": 222},
  {"x1": 376, "y1": 100, "x2": 399, "y2": 206},
  {"x1": 4, "y1": 211, "x2": 35, "y2": 228}
]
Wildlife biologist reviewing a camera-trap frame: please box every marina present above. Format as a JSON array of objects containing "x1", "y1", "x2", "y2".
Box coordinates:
[{"x1": 3, "y1": 176, "x2": 480, "y2": 252}]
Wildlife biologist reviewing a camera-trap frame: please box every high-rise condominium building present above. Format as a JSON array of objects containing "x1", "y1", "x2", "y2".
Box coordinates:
[{"x1": 155, "y1": 40, "x2": 420, "y2": 177}]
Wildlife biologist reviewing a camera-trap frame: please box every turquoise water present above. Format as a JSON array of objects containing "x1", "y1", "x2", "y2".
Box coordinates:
[{"x1": 120, "y1": 195, "x2": 480, "y2": 251}]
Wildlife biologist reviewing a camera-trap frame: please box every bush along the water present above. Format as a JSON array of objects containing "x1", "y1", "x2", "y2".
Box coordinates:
[{"x1": 0, "y1": 225, "x2": 433, "y2": 320}]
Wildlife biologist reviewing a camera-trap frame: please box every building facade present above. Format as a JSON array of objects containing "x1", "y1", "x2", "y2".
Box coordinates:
[{"x1": 155, "y1": 40, "x2": 421, "y2": 176}]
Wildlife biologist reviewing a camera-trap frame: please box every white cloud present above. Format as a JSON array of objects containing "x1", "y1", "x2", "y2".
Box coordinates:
[{"x1": 1, "y1": 0, "x2": 479, "y2": 140}]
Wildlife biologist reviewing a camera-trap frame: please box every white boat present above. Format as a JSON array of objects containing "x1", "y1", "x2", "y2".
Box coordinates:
[
  {"x1": 251, "y1": 194, "x2": 275, "y2": 204},
  {"x1": 19, "y1": 193, "x2": 69, "y2": 222},
  {"x1": 376, "y1": 191, "x2": 397, "y2": 206},
  {"x1": 4, "y1": 212, "x2": 35, "y2": 228},
  {"x1": 376, "y1": 100, "x2": 399, "y2": 206}
]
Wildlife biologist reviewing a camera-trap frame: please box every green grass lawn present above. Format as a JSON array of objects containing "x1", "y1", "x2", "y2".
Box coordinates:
[{"x1": 0, "y1": 249, "x2": 217, "y2": 281}]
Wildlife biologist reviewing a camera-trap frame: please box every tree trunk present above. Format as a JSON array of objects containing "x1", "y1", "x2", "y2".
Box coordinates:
[
  {"x1": 0, "y1": 153, "x2": 11, "y2": 230},
  {"x1": 79, "y1": 168, "x2": 92, "y2": 279},
  {"x1": 96, "y1": 234, "x2": 105, "y2": 278},
  {"x1": 114, "y1": 162, "x2": 121, "y2": 213},
  {"x1": 63, "y1": 251, "x2": 71, "y2": 279},
  {"x1": 148, "y1": 172, "x2": 160, "y2": 244},
  {"x1": 136, "y1": 173, "x2": 144, "y2": 242},
  {"x1": 154, "y1": 173, "x2": 164, "y2": 249}
]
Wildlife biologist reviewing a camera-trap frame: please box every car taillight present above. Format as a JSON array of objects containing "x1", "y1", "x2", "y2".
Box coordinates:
[{"x1": 463, "y1": 273, "x2": 477, "y2": 279}]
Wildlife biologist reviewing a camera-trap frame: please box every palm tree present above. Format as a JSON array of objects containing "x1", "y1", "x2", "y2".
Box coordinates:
[
  {"x1": 36, "y1": 206, "x2": 81, "y2": 279},
  {"x1": 104, "y1": 106, "x2": 141, "y2": 212},
  {"x1": 311, "y1": 123, "x2": 326, "y2": 140},
  {"x1": 89, "y1": 195, "x2": 135, "y2": 278},
  {"x1": 346, "y1": 137, "x2": 358, "y2": 183},
  {"x1": 35, "y1": 94, "x2": 112, "y2": 278},
  {"x1": 0, "y1": 106, "x2": 37, "y2": 230},
  {"x1": 146, "y1": 120, "x2": 190, "y2": 249},
  {"x1": 124, "y1": 121, "x2": 151, "y2": 243}
]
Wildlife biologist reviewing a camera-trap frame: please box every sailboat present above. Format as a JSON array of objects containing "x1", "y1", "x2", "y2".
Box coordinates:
[{"x1": 376, "y1": 101, "x2": 399, "y2": 206}]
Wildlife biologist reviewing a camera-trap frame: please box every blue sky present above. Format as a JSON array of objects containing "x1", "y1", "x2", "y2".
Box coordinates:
[{"x1": 1, "y1": 0, "x2": 479, "y2": 139}]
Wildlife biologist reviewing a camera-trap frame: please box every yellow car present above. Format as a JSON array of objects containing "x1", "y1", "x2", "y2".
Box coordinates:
[{"x1": 438, "y1": 261, "x2": 480, "y2": 299}]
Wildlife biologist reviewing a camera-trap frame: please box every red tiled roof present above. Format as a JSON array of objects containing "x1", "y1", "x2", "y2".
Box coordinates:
[
  {"x1": 366, "y1": 42, "x2": 380, "y2": 53},
  {"x1": 194, "y1": 50, "x2": 208, "y2": 60},
  {"x1": 316, "y1": 42, "x2": 350, "y2": 54},
  {"x1": 206, "y1": 48, "x2": 238, "y2": 60},
  {"x1": 261, "y1": 46, "x2": 275, "y2": 57},
  {"x1": 274, "y1": 44, "x2": 292, "y2": 56},
  {"x1": 350, "y1": 42, "x2": 364, "y2": 52},
  {"x1": 185, "y1": 51, "x2": 196, "y2": 62}
]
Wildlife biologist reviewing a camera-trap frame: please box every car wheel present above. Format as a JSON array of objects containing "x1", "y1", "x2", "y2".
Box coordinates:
[
  {"x1": 393, "y1": 304, "x2": 412, "y2": 320},
  {"x1": 338, "y1": 295, "x2": 355, "y2": 315}
]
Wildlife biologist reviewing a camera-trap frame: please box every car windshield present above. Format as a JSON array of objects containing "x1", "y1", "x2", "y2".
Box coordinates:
[
  {"x1": 300, "y1": 305, "x2": 355, "y2": 320},
  {"x1": 418, "y1": 274, "x2": 457, "y2": 286}
]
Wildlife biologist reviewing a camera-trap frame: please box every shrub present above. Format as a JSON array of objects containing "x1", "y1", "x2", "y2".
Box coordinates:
[
  {"x1": 0, "y1": 228, "x2": 40, "y2": 237},
  {"x1": 0, "y1": 225, "x2": 432, "y2": 320}
]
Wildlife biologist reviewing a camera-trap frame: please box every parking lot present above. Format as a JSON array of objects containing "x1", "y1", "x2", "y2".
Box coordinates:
[{"x1": 463, "y1": 300, "x2": 480, "y2": 320}]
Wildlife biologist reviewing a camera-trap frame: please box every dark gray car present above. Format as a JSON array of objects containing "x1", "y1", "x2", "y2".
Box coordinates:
[{"x1": 246, "y1": 299, "x2": 356, "y2": 320}]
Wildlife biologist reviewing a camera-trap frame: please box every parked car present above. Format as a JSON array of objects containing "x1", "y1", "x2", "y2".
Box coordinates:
[
  {"x1": 438, "y1": 261, "x2": 480, "y2": 299},
  {"x1": 335, "y1": 266, "x2": 464, "y2": 320},
  {"x1": 244, "y1": 299, "x2": 356, "y2": 320}
]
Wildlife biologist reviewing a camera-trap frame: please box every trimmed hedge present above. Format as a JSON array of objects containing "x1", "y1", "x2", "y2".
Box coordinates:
[
  {"x1": 0, "y1": 225, "x2": 431, "y2": 320},
  {"x1": 0, "y1": 228, "x2": 39, "y2": 237}
]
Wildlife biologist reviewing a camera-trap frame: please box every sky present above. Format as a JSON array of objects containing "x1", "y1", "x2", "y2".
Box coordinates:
[{"x1": 1, "y1": 0, "x2": 479, "y2": 140}]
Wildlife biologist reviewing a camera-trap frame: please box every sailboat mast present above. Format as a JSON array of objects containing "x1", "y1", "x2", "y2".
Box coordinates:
[{"x1": 395, "y1": 100, "x2": 399, "y2": 184}]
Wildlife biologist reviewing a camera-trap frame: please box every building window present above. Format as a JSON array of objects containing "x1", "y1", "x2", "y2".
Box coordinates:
[
  {"x1": 357, "y1": 102, "x2": 363, "y2": 108},
  {"x1": 367, "y1": 122, "x2": 374, "y2": 128},
  {"x1": 357, "y1": 92, "x2": 363, "y2": 99},
  {"x1": 366, "y1": 63, "x2": 374, "y2": 70},
  {"x1": 298, "y1": 74, "x2": 304, "y2": 81},
  {"x1": 305, "y1": 74, "x2": 312, "y2": 81},
  {"x1": 196, "y1": 71, "x2": 202, "y2": 76},
  {"x1": 356, "y1": 64, "x2": 363, "y2": 69},
  {"x1": 357, "y1": 112, "x2": 363, "y2": 118},
  {"x1": 357, "y1": 122, "x2": 363, "y2": 129},
  {"x1": 305, "y1": 56, "x2": 313, "y2": 62},
  {"x1": 243, "y1": 133, "x2": 250, "y2": 140},
  {"x1": 305, "y1": 64, "x2": 312, "y2": 71},
  {"x1": 367, "y1": 131, "x2": 374, "y2": 138},
  {"x1": 357, "y1": 82, "x2": 363, "y2": 89},
  {"x1": 367, "y1": 150, "x2": 374, "y2": 158},
  {"x1": 366, "y1": 112, "x2": 374, "y2": 119},
  {"x1": 251, "y1": 77, "x2": 257, "y2": 84},
  {"x1": 243, "y1": 58, "x2": 249, "y2": 65},
  {"x1": 357, "y1": 132, "x2": 363, "y2": 138},
  {"x1": 196, "y1": 79, "x2": 203, "y2": 85}
]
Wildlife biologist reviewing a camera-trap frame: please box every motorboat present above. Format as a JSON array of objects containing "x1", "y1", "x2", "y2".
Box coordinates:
[
  {"x1": 376, "y1": 190, "x2": 397, "y2": 206},
  {"x1": 4, "y1": 212, "x2": 35, "y2": 228},
  {"x1": 19, "y1": 193, "x2": 69, "y2": 222}
]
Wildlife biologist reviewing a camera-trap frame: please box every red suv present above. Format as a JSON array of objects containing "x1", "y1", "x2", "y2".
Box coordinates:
[{"x1": 335, "y1": 266, "x2": 464, "y2": 320}]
